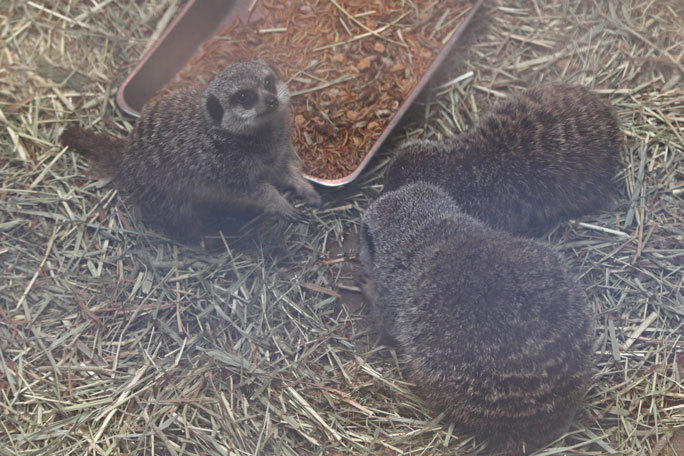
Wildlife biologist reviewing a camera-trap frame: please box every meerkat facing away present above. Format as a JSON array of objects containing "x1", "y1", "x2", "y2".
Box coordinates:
[
  {"x1": 61, "y1": 60, "x2": 321, "y2": 240},
  {"x1": 384, "y1": 84, "x2": 623, "y2": 234},
  {"x1": 358, "y1": 182, "x2": 594, "y2": 456}
]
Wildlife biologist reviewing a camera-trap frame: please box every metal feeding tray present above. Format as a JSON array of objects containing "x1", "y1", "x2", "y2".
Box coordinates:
[{"x1": 116, "y1": 0, "x2": 483, "y2": 186}]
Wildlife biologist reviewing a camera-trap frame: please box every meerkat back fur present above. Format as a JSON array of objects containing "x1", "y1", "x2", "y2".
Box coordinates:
[
  {"x1": 61, "y1": 59, "x2": 320, "y2": 240},
  {"x1": 358, "y1": 182, "x2": 594, "y2": 456},
  {"x1": 384, "y1": 84, "x2": 623, "y2": 233}
]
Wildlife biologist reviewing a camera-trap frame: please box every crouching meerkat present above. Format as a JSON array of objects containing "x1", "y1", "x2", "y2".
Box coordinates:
[
  {"x1": 358, "y1": 182, "x2": 594, "y2": 456},
  {"x1": 384, "y1": 84, "x2": 623, "y2": 234},
  {"x1": 61, "y1": 59, "x2": 321, "y2": 240}
]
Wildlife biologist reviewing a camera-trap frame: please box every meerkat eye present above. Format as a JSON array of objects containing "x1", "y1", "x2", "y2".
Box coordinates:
[
  {"x1": 205, "y1": 93, "x2": 224, "y2": 123},
  {"x1": 231, "y1": 89, "x2": 257, "y2": 109},
  {"x1": 264, "y1": 75, "x2": 277, "y2": 94}
]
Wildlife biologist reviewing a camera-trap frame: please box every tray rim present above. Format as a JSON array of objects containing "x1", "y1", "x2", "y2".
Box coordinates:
[{"x1": 115, "y1": 0, "x2": 197, "y2": 117}]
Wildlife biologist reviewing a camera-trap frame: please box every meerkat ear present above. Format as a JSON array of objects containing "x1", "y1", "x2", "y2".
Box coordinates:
[
  {"x1": 265, "y1": 61, "x2": 280, "y2": 78},
  {"x1": 360, "y1": 221, "x2": 376, "y2": 260},
  {"x1": 204, "y1": 93, "x2": 224, "y2": 124}
]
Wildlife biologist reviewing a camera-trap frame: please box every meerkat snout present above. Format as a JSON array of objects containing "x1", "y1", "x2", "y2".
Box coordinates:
[{"x1": 264, "y1": 93, "x2": 278, "y2": 112}]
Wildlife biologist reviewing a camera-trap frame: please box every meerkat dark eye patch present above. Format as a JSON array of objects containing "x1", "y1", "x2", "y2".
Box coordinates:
[
  {"x1": 231, "y1": 89, "x2": 257, "y2": 109},
  {"x1": 264, "y1": 75, "x2": 276, "y2": 94},
  {"x1": 205, "y1": 94, "x2": 224, "y2": 123}
]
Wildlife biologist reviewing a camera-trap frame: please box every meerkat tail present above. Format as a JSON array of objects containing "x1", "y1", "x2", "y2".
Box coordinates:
[{"x1": 60, "y1": 125, "x2": 124, "y2": 177}]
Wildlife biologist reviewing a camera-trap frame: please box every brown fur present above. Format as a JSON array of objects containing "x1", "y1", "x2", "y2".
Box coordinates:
[
  {"x1": 358, "y1": 183, "x2": 595, "y2": 455},
  {"x1": 61, "y1": 60, "x2": 320, "y2": 241},
  {"x1": 384, "y1": 84, "x2": 623, "y2": 234}
]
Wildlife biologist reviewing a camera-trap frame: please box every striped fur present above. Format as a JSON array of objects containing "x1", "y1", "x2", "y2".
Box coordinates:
[
  {"x1": 358, "y1": 183, "x2": 594, "y2": 455},
  {"x1": 61, "y1": 60, "x2": 320, "y2": 241},
  {"x1": 384, "y1": 84, "x2": 623, "y2": 234}
]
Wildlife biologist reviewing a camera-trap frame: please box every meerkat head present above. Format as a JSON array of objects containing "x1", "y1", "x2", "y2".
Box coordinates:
[
  {"x1": 359, "y1": 182, "x2": 457, "y2": 277},
  {"x1": 202, "y1": 60, "x2": 290, "y2": 136}
]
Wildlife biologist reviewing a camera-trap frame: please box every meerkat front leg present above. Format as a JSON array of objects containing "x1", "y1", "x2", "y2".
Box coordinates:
[
  {"x1": 249, "y1": 181, "x2": 306, "y2": 222},
  {"x1": 281, "y1": 159, "x2": 322, "y2": 208}
]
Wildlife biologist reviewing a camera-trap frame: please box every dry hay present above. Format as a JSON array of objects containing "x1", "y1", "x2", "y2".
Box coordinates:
[{"x1": 1, "y1": 0, "x2": 683, "y2": 455}]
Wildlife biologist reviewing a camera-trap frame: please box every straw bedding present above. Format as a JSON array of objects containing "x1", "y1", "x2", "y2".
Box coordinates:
[{"x1": 0, "y1": 0, "x2": 682, "y2": 454}]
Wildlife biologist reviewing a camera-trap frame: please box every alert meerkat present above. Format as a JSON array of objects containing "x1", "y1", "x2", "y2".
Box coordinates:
[
  {"x1": 384, "y1": 84, "x2": 623, "y2": 234},
  {"x1": 61, "y1": 59, "x2": 321, "y2": 240},
  {"x1": 358, "y1": 182, "x2": 594, "y2": 456}
]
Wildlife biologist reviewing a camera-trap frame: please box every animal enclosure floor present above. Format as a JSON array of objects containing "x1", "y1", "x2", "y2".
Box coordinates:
[{"x1": 0, "y1": 0, "x2": 682, "y2": 455}]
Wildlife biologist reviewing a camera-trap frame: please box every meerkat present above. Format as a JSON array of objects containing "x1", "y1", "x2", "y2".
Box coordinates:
[
  {"x1": 358, "y1": 182, "x2": 594, "y2": 456},
  {"x1": 61, "y1": 59, "x2": 321, "y2": 240},
  {"x1": 384, "y1": 84, "x2": 623, "y2": 234}
]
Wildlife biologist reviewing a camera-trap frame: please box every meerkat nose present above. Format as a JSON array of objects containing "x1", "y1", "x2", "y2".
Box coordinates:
[{"x1": 265, "y1": 94, "x2": 279, "y2": 111}]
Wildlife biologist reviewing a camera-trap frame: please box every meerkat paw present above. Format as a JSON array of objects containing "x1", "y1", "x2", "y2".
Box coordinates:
[
  {"x1": 264, "y1": 197, "x2": 307, "y2": 223},
  {"x1": 280, "y1": 204, "x2": 307, "y2": 224},
  {"x1": 292, "y1": 179, "x2": 321, "y2": 208},
  {"x1": 294, "y1": 181, "x2": 323, "y2": 209},
  {"x1": 302, "y1": 188, "x2": 322, "y2": 209},
  {"x1": 254, "y1": 183, "x2": 309, "y2": 223}
]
